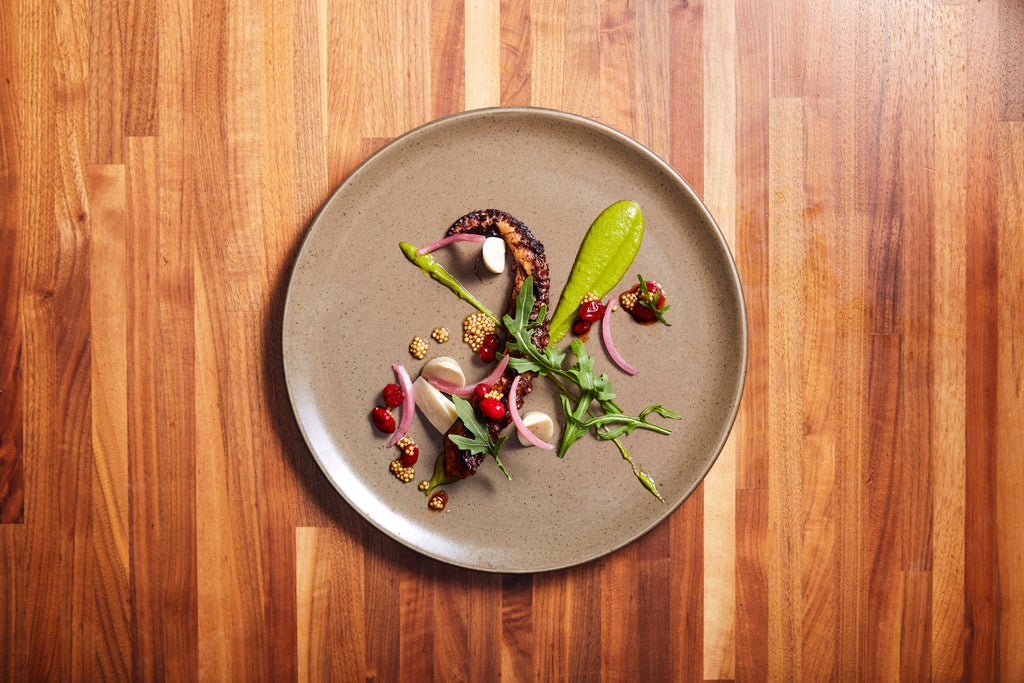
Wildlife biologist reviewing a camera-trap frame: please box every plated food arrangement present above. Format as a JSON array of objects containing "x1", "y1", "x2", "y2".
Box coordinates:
[
  {"x1": 283, "y1": 108, "x2": 746, "y2": 572},
  {"x1": 372, "y1": 202, "x2": 679, "y2": 511}
]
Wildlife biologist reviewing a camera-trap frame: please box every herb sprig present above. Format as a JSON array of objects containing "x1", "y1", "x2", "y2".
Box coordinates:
[{"x1": 635, "y1": 274, "x2": 671, "y2": 326}]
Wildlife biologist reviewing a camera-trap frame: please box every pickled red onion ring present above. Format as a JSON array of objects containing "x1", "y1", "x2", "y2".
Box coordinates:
[
  {"x1": 386, "y1": 364, "x2": 415, "y2": 447},
  {"x1": 426, "y1": 353, "x2": 509, "y2": 398},
  {"x1": 416, "y1": 233, "x2": 487, "y2": 256},
  {"x1": 601, "y1": 306, "x2": 639, "y2": 375},
  {"x1": 509, "y1": 374, "x2": 555, "y2": 450}
]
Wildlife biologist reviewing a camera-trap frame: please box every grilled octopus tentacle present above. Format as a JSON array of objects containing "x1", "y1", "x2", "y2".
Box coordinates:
[{"x1": 440, "y1": 209, "x2": 551, "y2": 479}]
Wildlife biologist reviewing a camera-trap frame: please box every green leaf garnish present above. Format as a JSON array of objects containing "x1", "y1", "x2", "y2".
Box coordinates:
[{"x1": 449, "y1": 396, "x2": 511, "y2": 479}]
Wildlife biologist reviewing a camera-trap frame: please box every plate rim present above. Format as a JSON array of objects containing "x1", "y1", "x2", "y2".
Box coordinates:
[{"x1": 282, "y1": 106, "x2": 749, "y2": 573}]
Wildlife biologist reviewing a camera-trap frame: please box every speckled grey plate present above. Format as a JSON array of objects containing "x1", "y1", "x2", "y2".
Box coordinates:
[{"x1": 283, "y1": 107, "x2": 746, "y2": 573}]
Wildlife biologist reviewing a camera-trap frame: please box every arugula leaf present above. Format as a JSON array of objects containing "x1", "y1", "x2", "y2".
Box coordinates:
[
  {"x1": 502, "y1": 277, "x2": 680, "y2": 500},
  {"x1": 448, "y1": 396, "x2": 511, "y2": 479}
]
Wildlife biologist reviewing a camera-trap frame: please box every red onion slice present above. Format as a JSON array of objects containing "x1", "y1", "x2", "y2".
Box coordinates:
[
  {"x1": 427, "y1": 353, "x2": 509, "y2": 398},
  {"x1": 601, "y1": 306, "x2": 639, "y2": 375},
  {"x1": 386, "y1": 364, "x2": 415, "y2": 447},
  {"x1": 509, "y1": 374, "x2": 555, "y2": 450},
  {"x1": 416, "y1": 233, "x2": 487, "y2": 256}
]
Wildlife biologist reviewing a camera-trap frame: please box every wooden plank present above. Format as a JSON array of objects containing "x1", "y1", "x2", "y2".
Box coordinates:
[
  {"x1": 701, "y1": 0, "x2": 735, "y2": 676},
  {"x1": 532, "y1": 571, "x2": 569, "y2": 680},
  {"x1": 500, "y1": 574, "x2": 534, "y2": 681},
  {"x1": 800, "y1": 96, "x2": 842, "y2": 682},
  {"x1": 499, "y1": 0, "x2": 530, "y2": 106},
  {"x1": 465, "y1": 0, "x2": 499, "y2": 109},
  {"x1": 999, "y1": 0, "x2": 1023, "y2": 121},
  {"x1": 0, "y1": 527, "x2": 25, "y2": 679},
  {"x1": 397, "y1": 553, "x2": 434, "y2": 682},
  {"x1": 87, "y1": 163, "x2": 132, "y2": 681},
  {"x1": 124, "y1": 0, "x2": 158, "y2": 135},
  {"x1": 599, "y1": 550, "x2": 635, "y2": 681},
  {"x1": 325, "y1": 0, "x2": 366, "y2": 190},
  {"x1": 126, "y1": 133, "x2": 199, "y2": 681},
  {"x1": 964, "y1": 1, "x2": 1002, "y2": 679},
  {"x1": 734, "y1": 0, "x2": 770, "y2": 493},
  {"x1": 996, "y1": 121, "x2": 1024, "y2": 681},
  {"x1": 432, "y1": 0, "x2": 465, "y2": 117},
  {"x1": 766, "y1": 96, "x2": 804, "y2": 680},
  {"x1": 295, "y1": 526, "x2": 366, "y2": 681},
  {"x1": 20, "y1": 0, "x2": 95, "y2": 676},
  {"x1": 533, "y1": 0, "x2": 598, "y2": 116},
  {"x1": 88, "y1": 0, "x2": 124, "y2": 164},
  {"x1": 735, "y1": 488, "x2": 768, "y2": 680},
  {"x1": 360, "y1": 0, "x2": 432, "y2": 138},
  {"x1": 0, "y1": 0, "x2": 24, "y2": 524},
  {"x1": 930, "y1": 6, "x2": 969, "y2": 680},
  {"x1": 637, "y1": 523, "x2": 672, "y2": 683},
  {"x1": 769, "y1": 0, "x2": 805, "y2": 97}
]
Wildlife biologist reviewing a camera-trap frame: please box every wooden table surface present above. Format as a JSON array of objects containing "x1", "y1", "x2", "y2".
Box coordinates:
[{"x1": 2, "y1": 0, "x2": 1023, "y2": 680}]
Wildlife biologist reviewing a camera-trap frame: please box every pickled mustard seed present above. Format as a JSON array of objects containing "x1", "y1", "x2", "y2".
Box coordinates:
[
  {"x1": 409, "y1": 335, "x2": 429, "y2": 359},
  {"x1": 389, "y1": 459, "x2": 415, "y2": 483}
]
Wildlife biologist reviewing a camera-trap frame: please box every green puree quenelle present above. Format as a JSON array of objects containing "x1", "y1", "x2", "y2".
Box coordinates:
[{"x1": 547, "y1": 199, "x2": 645, "y2": 344}]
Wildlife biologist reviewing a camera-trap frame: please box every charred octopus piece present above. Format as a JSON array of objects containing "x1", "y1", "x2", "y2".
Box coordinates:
[{"x1": 441, "y1": 209, "x2": 551, "y2": 479}]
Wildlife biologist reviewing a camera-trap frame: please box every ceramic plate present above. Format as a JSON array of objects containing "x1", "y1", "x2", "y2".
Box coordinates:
[{"x1": 283, "y1": 107, "x2": 746, "y2": 572}]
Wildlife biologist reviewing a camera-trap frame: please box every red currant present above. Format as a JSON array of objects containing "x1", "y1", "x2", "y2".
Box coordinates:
[
  {"x1": 382, "y1": 383, "x2": 404, "y2": 408},
  {"x1": 401, "y1": 444, "x2": 419, "y2": 467},
  {"x1": 371, "y1": 406, "x2": 396, "y2": 433},
  {"x1": 478, "y1": 397, "x2": 506, "y2": 421},
  {"x1": 478, "y1": 344, "x2": 496, "y2": 362},
  {"x1": 578, "y1": 299, "x2": 606, "y2": 322},
  {"x1": 481, "y1": 332, "x2": 500, "y2": 350},
  {"x1": 572, "y1": 319, "x2": 592, "y2": 336},
  {"x1": 473, "y1": 383, "x2": 490, "y2": 401}
]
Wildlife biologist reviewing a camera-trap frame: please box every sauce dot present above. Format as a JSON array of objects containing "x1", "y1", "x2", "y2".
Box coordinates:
[{"x1": 428, "y1": 490, "x2": 448, "y2": 511}]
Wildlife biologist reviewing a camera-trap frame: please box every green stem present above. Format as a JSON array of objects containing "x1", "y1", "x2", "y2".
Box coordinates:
[{"x1": 400, "y1": 242, "x2": 501, "y2": 324}]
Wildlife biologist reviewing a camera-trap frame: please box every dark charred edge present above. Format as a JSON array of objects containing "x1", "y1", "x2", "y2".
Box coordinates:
[{"x1": 442, "y1": 420, "x2": 485, "y2": 479}]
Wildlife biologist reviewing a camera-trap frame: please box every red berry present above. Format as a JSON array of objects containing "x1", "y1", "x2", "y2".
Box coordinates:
[
  {"x1": 371, "y1": 406, "x2": 396, "y2": 433},
  {"x1": 401, "y1": 444, "x2": 419, "y2": 467},
  {"x1": 473, "y1": 383, "x2": 490, "y2": 401},
  {"x1": 478, "y1": 397, "x2": 506, "y2": 421},
  {"x1": 578, "y1": 299, "x2": 606, "y2": 322},
  {"x1": 631, "y1": 281, "x2": 667, "y2": 323},
  {"x1": 641, "y1": 281, "x2": 666, "y2": 305},
  {"x1": 481, "y1": 332, "x2": 500, "y2": 350},
  {"x1": 632, "y1": 303, "x2": 657, "y2": 323},
  {"x1": 572, "y1": 319, "x2": 592, "y2": 336},
  {"x1": 478, "y1": 344, "x2": 496, "y2": 362},
  {"x1": 382, "y1": 383, "x2": 404, "y2": 408}
]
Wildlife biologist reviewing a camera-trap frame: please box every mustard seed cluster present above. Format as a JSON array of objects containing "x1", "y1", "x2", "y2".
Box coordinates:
[
  {"x1": 462, "y1": 313, "x2": 496, "y2": 351},
  {"x1": 389, "y1": 459, "x2": 415, "y2": 483},
  {"x1": 431, "y1": 327, "x2": 450, "y2": 343},
  {"x1": 417, "y1": 480, "x2": 430, "y2": 492},
  {"x1": 408, "y1": 335, "x2": 429, "y2": 359},
  {"x1": 618, "y1": 289, "x2": 638, "y2": 312},
  {"x1": 428, "y1": 493, "x2": 447, "y2": 510}
]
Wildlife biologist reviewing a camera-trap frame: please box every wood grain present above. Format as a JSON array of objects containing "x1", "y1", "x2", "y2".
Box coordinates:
[{"x1": 2, "y1": 0, "x2": 1023, "y2": 680}]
